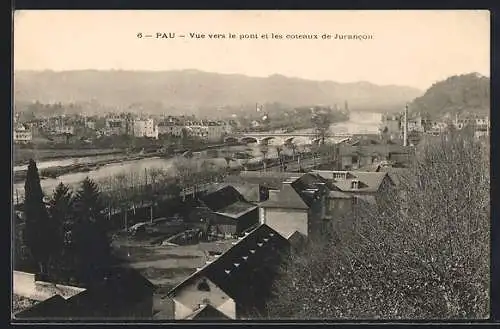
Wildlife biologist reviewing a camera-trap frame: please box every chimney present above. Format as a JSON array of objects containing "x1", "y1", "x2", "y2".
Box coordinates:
[{"x1": 403, "y1": 104, "x2": 409, "y2": 147}]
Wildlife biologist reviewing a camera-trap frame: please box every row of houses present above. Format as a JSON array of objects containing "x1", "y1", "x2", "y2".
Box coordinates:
[{"x1": 381, "y1": 112, "x2": 490, "y2": 140}]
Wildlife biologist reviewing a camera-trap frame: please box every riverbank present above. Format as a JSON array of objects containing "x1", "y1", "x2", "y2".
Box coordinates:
[
  {"x1": 13, "y1": 152, "x2": 160, "y2": 184},
  {"x1": 14, "y1": 147, "x2": 125, "y2": 166}
]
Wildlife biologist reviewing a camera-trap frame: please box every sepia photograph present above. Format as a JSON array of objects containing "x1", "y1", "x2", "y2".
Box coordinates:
[{"x1": 12, "y1": 10, "x2": 490, "y2": 321}]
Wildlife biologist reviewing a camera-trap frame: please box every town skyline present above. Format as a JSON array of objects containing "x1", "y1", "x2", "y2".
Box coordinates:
[{"x1": 14, "y1": 10, "x2": 490, "y2": 90}]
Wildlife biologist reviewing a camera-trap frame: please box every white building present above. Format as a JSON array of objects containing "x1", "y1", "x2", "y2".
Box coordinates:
[
  {"x1": 54, "y1": 126, "x2": 75, "y2": 135},
  {"x1": 14, "y1": 125, "x2": 33, "y2": 144},
  {"x1": 185, "y1": 125, "x2": 209, "y2": 140},
  {"x1": 133, "y1": 118, "x2": 158, "y2": 139},
  {"x1": 206, "y1": 122, "x2": 227, "y2": 142},
  {"x1": 157, "y1": 122, "x2": 185, "y2": 137}
]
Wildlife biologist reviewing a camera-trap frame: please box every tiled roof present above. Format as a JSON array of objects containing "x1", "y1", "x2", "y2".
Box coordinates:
[
  {"x1": 332, "y1": 172, "x2": 389, "y2": 193},
  {"x1": 210, "y1": 182, "x2": 261, "y2": 203},
  {"x1": 258, "y1": 181, "x2": 310, "y2": 210},
  {"x1": 200, "y1": 186, "x2": 247, "y2": 211},
  {"x1": 167, "y1": 224, "x2": 290, "y2": 307},
  {"x1": 313, "y1": 170, "x2": 391, "y2": 193},
  {"x1": 214, "y1": 201, "x2": 258, "y2": 219},
  {"x1": 225, "y1": 172, "x2": 305, "y2": 190}
]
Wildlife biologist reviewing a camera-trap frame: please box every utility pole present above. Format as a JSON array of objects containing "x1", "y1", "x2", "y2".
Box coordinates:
[{"x1": 403, "y1": 104, "x2": 409, "y2": 147}]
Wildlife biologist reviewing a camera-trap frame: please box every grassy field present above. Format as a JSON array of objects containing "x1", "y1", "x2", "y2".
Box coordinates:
[
  {"x1": 14, "y1": 147, "x2": 124, "y2": 164},
  {"x1": 113, "y1": 237, "x2": 205, "y2": 319}
]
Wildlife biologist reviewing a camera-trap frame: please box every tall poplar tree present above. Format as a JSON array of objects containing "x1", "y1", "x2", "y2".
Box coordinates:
[{"x1": 24, "y1": 159, "x2": 56, "y2": 276}]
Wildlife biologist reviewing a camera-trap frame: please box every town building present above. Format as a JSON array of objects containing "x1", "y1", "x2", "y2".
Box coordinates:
[
  {"x1": 224, "y1": 171, "x2": 329, "y2": 203},
  {"x1": 258, "y1": 174, "x2": 330, "y2": 238},
  {"x1": 133, "y1": 118, "x2": 158, "y2": 139},
  {"x1": 166, "y1": 224, "x2": 290, "y2": 320},
  {"x1": 311, "y1": 170, "x2": 395, "y2": 219},
  {"x1": 337, "y1": 137, "x2": 414, "y2": 170},
  {"x1": 157, "y1": 121, "x2": 184, "y2": 138},
  {"x1": 184, "y1": 125, "x2": 209, "y2": 140},
  {"x1": 14, "y1": 125, "x2": 32, "y2": 144},
  {"x1": 186, "y1": 186, "x2": 259, "y2": 237},
  {"x1": 54, "y1": 125, "x2": 75, "y2": 135},
  {"x1": 380, "y1": 113, "x2": 401, "y2": 140}
]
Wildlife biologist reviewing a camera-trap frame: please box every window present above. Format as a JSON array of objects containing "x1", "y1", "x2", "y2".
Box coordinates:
[{"x1": 197, "y1": 279, "x2": 211, "y2": 292}]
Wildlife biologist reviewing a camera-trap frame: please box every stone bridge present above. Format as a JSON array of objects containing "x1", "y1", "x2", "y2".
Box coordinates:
[{"x1": 224, "y1": 132, "x2": 353, "y2": 145}]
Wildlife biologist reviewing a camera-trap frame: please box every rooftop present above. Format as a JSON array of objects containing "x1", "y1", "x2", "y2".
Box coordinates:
[
  {"x1": 312, "y1": 170, "x2": 391, "y2": 193},
  {"x1": 214, "y1": 201, "x2": 258, "y2": 219},
  {"x1": 167, "y1": 224, "x2": 290, "y2": 306},
  {"x1": 12, "y1": 295, "x2": 40, "y2": 315}
]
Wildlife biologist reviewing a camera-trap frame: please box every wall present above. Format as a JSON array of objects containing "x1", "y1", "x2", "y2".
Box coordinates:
[
  {"x1": 172, "y1": 276, "x2": 236, "y2": 319},
  {"x1": 13, "y1": 271, "x2": 86, "y2": 302},
  {"x1": 263, "y1": 208, "x2": 308, "y2": 238},
  {"x1": 326, "y1": 198, "x2": 353, "y2": 220},
  {"x1": 13, "y1": 271, "x2": 36, "y2": 298},
  {"x1": 235, "y1": 208, "x2": 259, "y2": 234}
]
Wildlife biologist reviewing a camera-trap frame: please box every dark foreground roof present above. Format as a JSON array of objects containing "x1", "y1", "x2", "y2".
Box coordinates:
[
  {"x1": 15, "y1": 295, "x2": 69, "y2": 319},
  {"x1": 167, "y1": 224, "x2": 290, "y2": 310}
]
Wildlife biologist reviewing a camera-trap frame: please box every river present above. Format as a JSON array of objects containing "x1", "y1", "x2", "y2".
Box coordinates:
[{"x1": 12, "y1": 111, "x2": 382, "y2": 201}]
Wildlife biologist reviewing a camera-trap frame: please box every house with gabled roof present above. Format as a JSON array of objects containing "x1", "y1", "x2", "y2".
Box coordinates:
[
  {"x1": 311, "y1": 170, "x2": 395, "y2": 218},
  {"x1": 337, "y1": 137, "x2": 414, "y2": 170},
  {"x1": 166, "y1": 224, "x2": 290, "y2": 320},
  {"x1": 257, "y1": 174, "x2": 330, "y2": 239},
  {"x1": 187, "y1": 185, "x2": 258, "y2": 237}
]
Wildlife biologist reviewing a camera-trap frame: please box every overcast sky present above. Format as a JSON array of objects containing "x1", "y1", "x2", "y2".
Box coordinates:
[{"x1": 14, "y1": 10, "x2": 490, "y2": 90}]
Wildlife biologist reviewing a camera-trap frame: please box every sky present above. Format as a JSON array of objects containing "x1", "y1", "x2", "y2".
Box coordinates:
[{"x1": 13, "y1": 10, "x2": 490, "y2": 90}]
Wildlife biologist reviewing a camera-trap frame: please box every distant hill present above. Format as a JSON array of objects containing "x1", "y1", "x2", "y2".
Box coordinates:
[
  {"x1": 409, "y1": 73, "x2": 490, "y2": 118},
  {"x1": 14, "y1": 70, "x2": 422, "y2": 115}
]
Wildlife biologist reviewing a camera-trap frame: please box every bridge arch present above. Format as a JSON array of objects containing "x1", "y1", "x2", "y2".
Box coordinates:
[
  {"x1": 182, "y1": 150, "x2": 193, "y2": 158},
  {"x1": 311, "y1": 138, "x2": 322, "y2": 145},
  {"x1": 283, "y1": 137, "x2": 295, "y2": 145},
  {"x1": 240, "y1": 136, "x2": 259, "y2": 144},
  {"x1": 224, "y1": 136, "x2": 239, "y2": 144},
  {"x1": 260, "y1": 136, "x2": 275, "y2": 145}
]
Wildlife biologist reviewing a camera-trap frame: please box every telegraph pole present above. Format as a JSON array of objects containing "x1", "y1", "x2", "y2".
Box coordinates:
[{"x1": 403, "y1": 104, "x2": 409, "y2": 147}]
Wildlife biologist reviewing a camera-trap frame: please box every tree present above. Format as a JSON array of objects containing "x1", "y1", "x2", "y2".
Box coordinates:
[
  {"x1": 311, "y1": 107, "x2": 332, "y2": 145},
  {"x1": 47, "y1": 183, "x2": 75, "y2": 279},
  {"x1": 268, "y1": 131, "x2": 489, "y2": 320},
  {"x1": 260, "y1": 145, "x2": 269, "y2": 172},
  {"x1": 72, "y1": 177, "x2": 111, "y2": 283},
  {"x1": 24, "y1": 159, "x2": 57, "y2": 276},
  {"x1": 48, "y1": 183, "x2": 74, "y2": 242},
  {"x1": 289, "y1": 142, "x2": 298, "y2": 160},
  {"x1": 276, "y1": 146, "x2": 284, "y2": 171}
]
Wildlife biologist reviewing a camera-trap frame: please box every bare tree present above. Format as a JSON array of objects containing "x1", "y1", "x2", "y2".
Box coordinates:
[
  {"x1": 311, "y1": 107, "x2": 332, "y2": 145},
  {"x1": 290, "y1": 142, "x2": 298, "y2": 161},
  {"x1": 276, "y1": 146, "x2": 284, "y2": 171},
  {"x1": 260, "y1": 145, "x2": 269, "y2": 172},
  {"x1": 268, "y1": 130, "x2": 489, "y2": 320}
]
